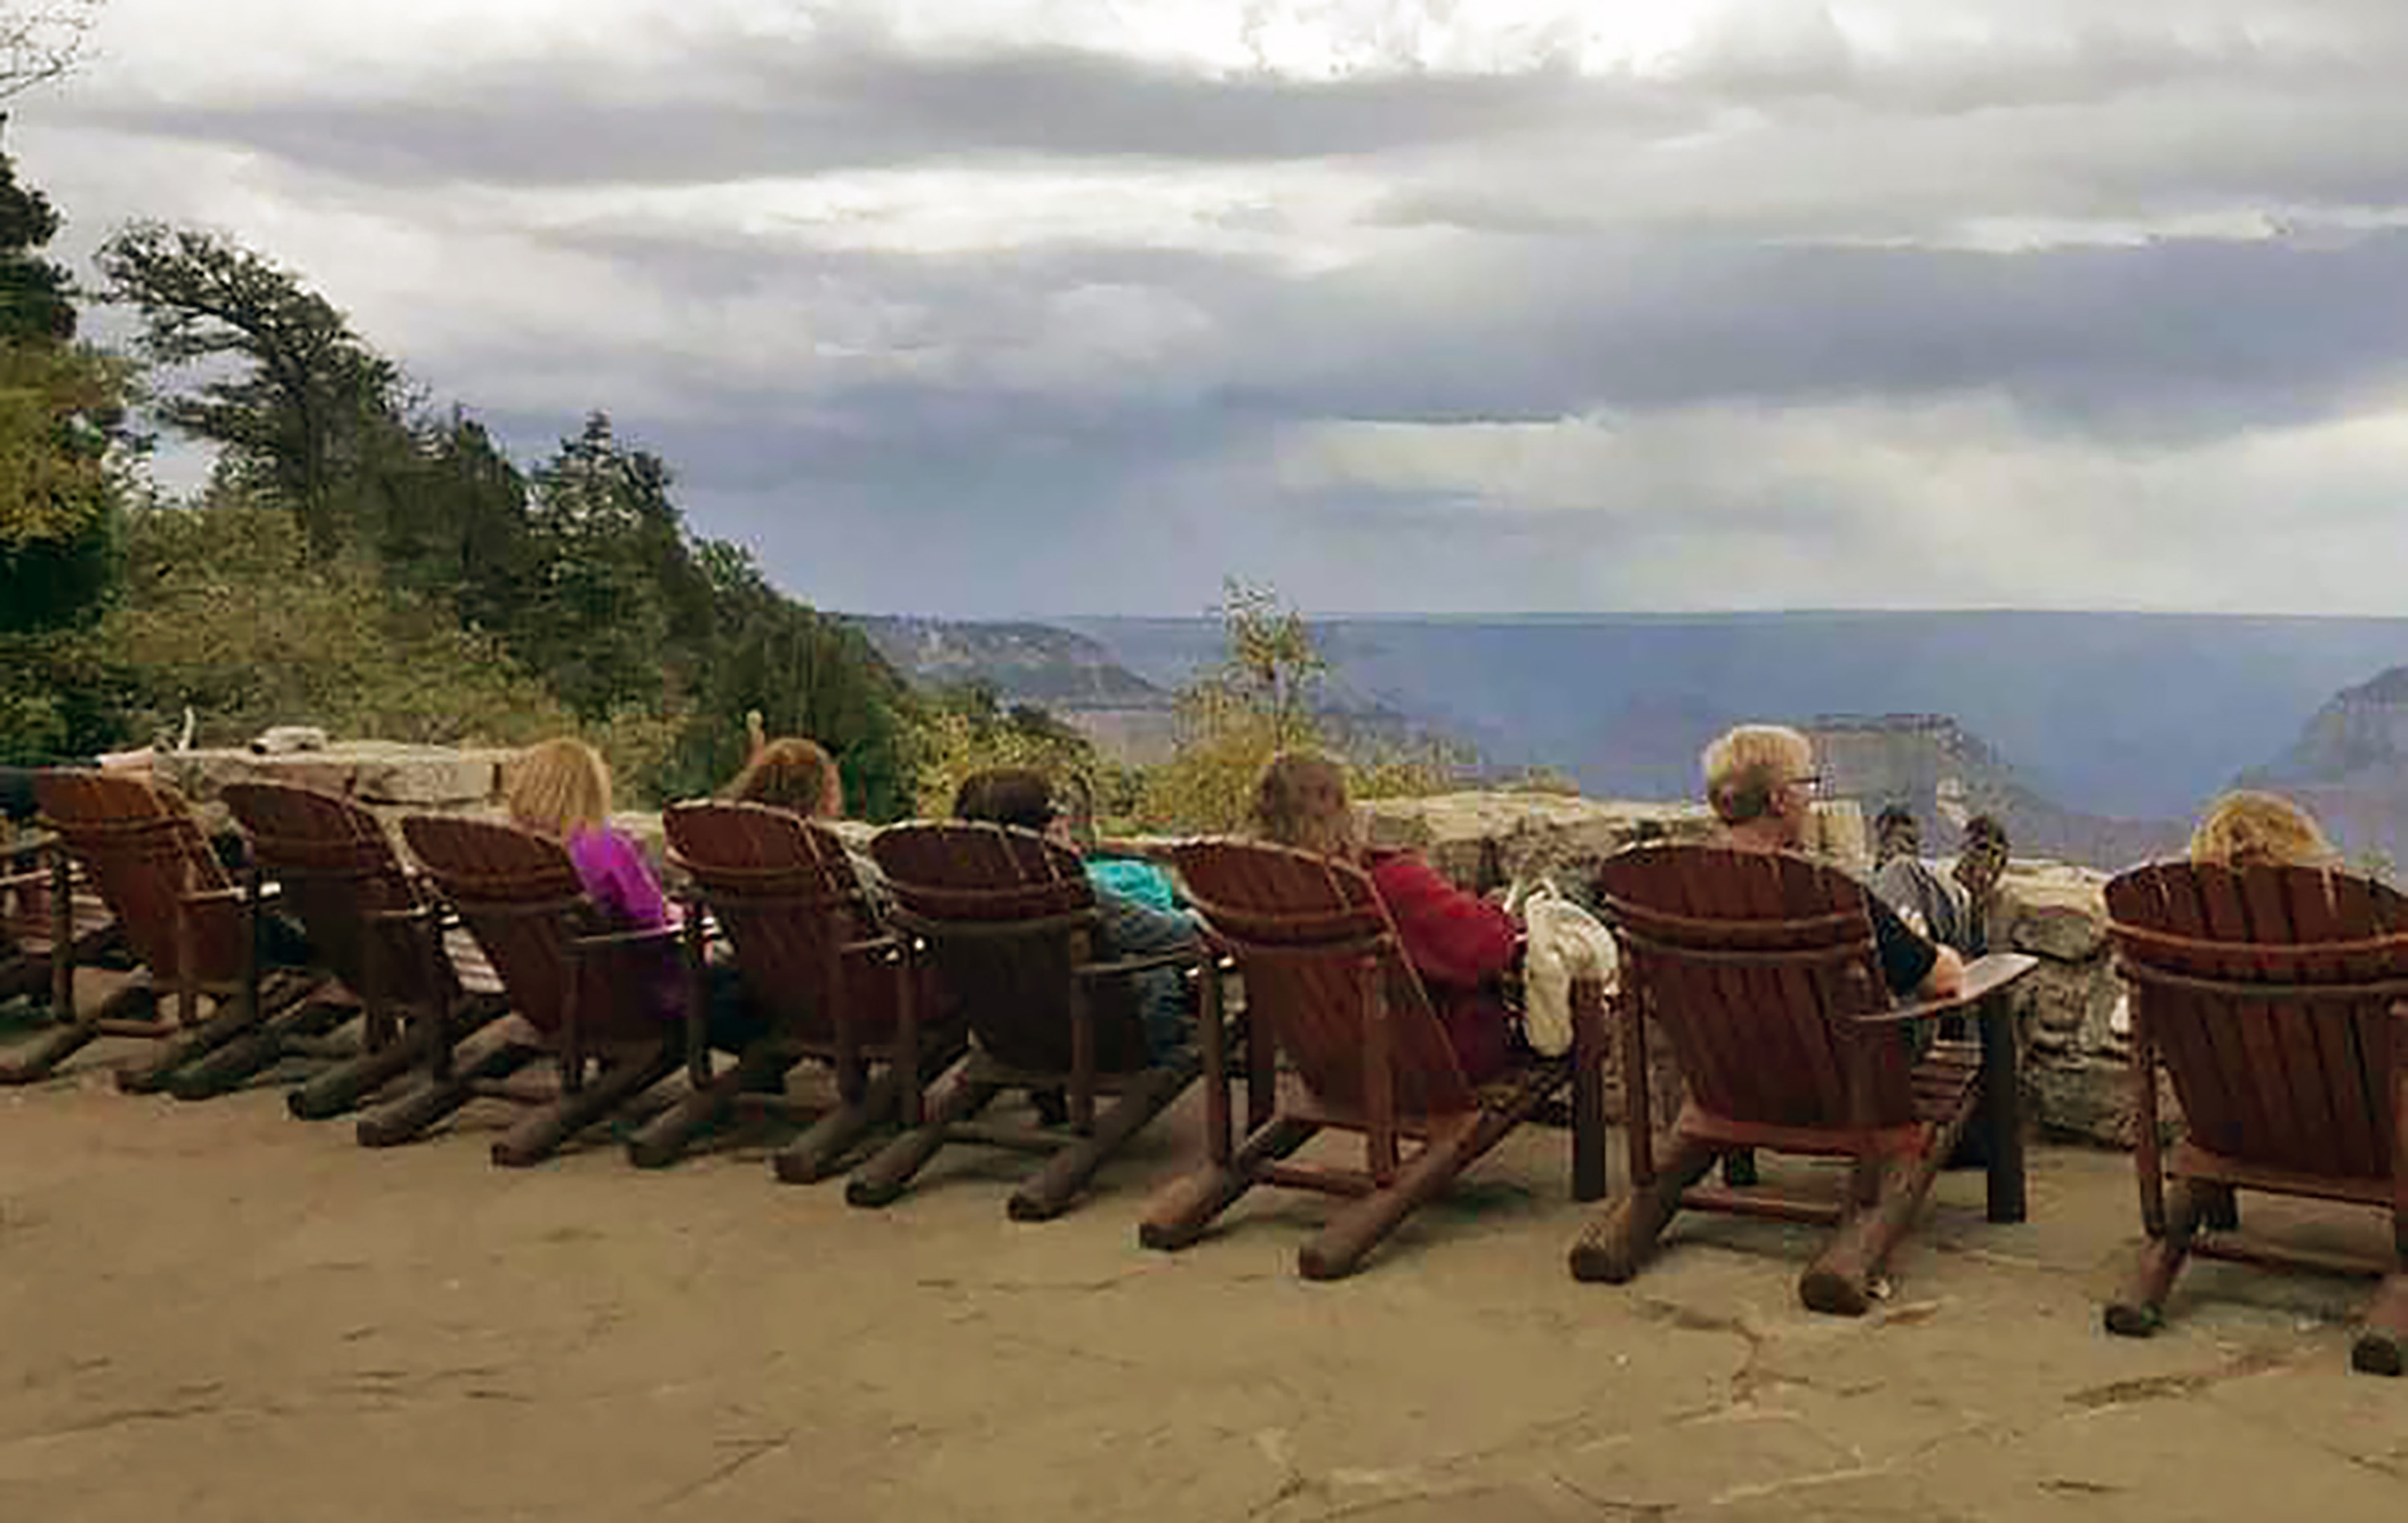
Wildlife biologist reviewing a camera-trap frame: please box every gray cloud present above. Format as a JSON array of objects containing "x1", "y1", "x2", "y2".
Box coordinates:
[{"x1": 18, "y1": 2, "x2": 2408, "y2": 615}]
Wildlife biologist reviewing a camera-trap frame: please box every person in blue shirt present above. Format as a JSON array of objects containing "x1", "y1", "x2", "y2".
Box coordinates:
[{"x1": 950, "y1": 767, "x2": 1201, "y2": 1060}]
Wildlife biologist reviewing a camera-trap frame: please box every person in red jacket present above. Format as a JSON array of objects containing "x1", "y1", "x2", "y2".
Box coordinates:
[{"x1": 1250, "y1": 750, "x2": 1523, "y2": 1082}]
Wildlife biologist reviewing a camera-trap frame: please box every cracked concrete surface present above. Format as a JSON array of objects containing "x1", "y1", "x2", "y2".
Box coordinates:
[{"x1": 2, "y1": 1021, "x2": 2403, "y2": 1521}]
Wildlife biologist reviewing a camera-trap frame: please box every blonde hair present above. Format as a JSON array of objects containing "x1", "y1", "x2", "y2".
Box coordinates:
[
  {"x1": 1702, "y1": 724, "x2": 1813, "y2": 826},
  {"x1": 506, "y1": 737, "x2": 613, "y2": 839},
  {"x1": 2188, "y1": 790, "x2": 2337, "y2": 871},
  {"x1": 1251, "y1": 750, "x2": 1357, "y2": 860},
  {"x1": 725, "y1": 737, "x2": 841, "y2": 818}
]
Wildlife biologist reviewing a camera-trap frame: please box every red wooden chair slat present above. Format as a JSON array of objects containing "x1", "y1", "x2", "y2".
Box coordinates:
[
  {"x1": 221, "y1": 782, "x2": 491, "y2": 1119},
  {"x1": 2, "y1": 771, "x2": 327, "y2": 1093},
  {"x1": 1138, "y1": 839, "x2": 1607, "y2": 1281},
  {"x1": 1571, "y1": 843, "x2": 2035, "y2": 1316},
  {"x1": 844, "y1": 822, "x2": 1201, "y2": 1220},
  {"x1": 352, "y1": 815, "x2": 681, "y2": 1167},
  {"x1": 633, "y1": 802, "x2": 964, "y2": 1180},
  {"x1": 2104, "y1": 859, "x2": 2408, "y2": 1374}
]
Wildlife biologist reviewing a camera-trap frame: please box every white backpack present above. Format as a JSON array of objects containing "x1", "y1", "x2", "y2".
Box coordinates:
[{"x1": 1507, "y1": 877, "x2": 1620, "y2": 1058}]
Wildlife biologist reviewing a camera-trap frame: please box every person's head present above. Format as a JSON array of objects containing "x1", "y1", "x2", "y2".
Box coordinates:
[
  {"x1": 1251, "y1": 749, "x2": 1357, "y2": 860},
  {"x1": 1956, "y1": 814, "x2": 2011, "y2": 890},
  {"x1": 1702, "y1": 724, "x2": 1819, "y2": 846},
  {"x1": 1874, "y1": 805, "x2": 1921, "y2": 863},
  {"x1": 954, "y1": 767, "x2": 1069, "y2": 843},
  {"x1": 2189, "y1": 791, "x2": 2337, "y2": 871},
  {"x1": 725, "y1": 737, "x2": 843, "y2": 818},
  {"x1": 506, "y1": 737, "x2": 613, "y2": 839}
]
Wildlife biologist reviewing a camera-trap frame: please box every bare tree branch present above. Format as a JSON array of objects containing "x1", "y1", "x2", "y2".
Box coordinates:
[{"x1": 1, "y1": 2, "x2": 103, "y2": 102}]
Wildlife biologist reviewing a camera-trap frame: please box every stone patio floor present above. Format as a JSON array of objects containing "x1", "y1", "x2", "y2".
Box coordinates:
[{"x1": 2, "y1": 1015, "x2": 2403, "y2": 1523}]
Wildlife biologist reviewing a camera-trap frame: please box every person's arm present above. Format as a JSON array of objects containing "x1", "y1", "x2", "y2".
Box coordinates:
[
  {"x1": 572, "y1": 830, "x2": 675, "y2": 931},
  {"x1": 1373, "y1": 853, "x2": 1519, "y2": 985},
  {"x1": 1867, "y1": 892, "x2": 1946, "y2": 1000},
  {"x1": 1093, "y1": 888, "x2": 1197, "y2": 958}
]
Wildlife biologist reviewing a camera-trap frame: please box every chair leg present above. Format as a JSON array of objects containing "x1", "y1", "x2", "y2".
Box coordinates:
[
  {"x1": 2105, "y1": 1180, "x2": 2208, "y2": 1338},
  {"x1": 492, "y1": 1046, "x2": 681, "y2": 1168},
  {"x1": 356, "y1": 1039, "x2": 540, "y2": 1147},
  {"x1": 0, "y1": 981, "x2": 151, "y2": 1083},
  {"x1": 1299, "y1": 1109, "x2": 1504, "y2": 1281},
  {"x1": 113, "y1": 976, "x2": 300, "y2": 1095},
  {"x1": 1570, "y1": 1134, "x2": 1719, "y2": 1283},
  {"x1": 289, "y1": 1013, "x2": 454, "y2": 1120},
  {"x1": 1008, "y1": 1056, "x2": 1200, "y2": 1223},
  {"x1": 2353, "y1": 1274, "x2": 2408, "y2": 1377},
  {"x1": 776, "y1": 1040, "x2": 962, "y2": 1184},
  {"x1": 1138, "y1": 1116, "x2": 1320, "y2": 1252},
  {"x1": 625, "y1": 1043, "x2": 799, "y2": 1169},
  {"x1": 844, "y1": 1076, "x2": 1003, "y2": 1208},
  {"x1": 167, "y1": 990, "x2": 342, "y2": 1100},
  {"x1": 1800, "y1": 1153, "x2": 1942, "y2": 1317}
]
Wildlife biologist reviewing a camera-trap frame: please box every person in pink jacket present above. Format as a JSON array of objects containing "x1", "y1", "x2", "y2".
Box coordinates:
[{"x1": 1250, "y1": 750, "x2": 1523, "y2": 1082}]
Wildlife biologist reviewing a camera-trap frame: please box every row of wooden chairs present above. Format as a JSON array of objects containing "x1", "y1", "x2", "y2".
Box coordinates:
[{"x1": 3, "y1": 770, "x2": 2402, "y2": 1375}]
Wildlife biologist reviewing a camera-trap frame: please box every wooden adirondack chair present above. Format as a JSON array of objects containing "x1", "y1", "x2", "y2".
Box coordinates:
[
  {"x1": 356, "y1": 814, "x2": 682, "y2": 1167},
  {"x1": 2103, "y1": 861, "x2": 2408, "y2": 1376},
  {"x1": 2, "y1": 828, "x2": 117, "y2": 1005},
  {"x1": 1, "y1": 770, "x2": 329, "y2": 1093},
  {"x1": 629, "y1": 802, "x2": 966, "y2": 1177},
  {"x1": 1139, "y1": 840, "x2": 1610, "y2": 1281},
  {"x1": 1571, "y1": 843, "x2": 2036, "y2": 1315},
  {"x1": 848, "y1": 822, "x2": 1206, "y2": 1220},
  {"x1": 218, "y1": 782, "x2": 506, "y2": 1119}
]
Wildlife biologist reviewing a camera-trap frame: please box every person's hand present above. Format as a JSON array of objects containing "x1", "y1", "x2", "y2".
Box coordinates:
[{"x1": 1921, "y1": 946, "x2": 1967, "y2": 1001}]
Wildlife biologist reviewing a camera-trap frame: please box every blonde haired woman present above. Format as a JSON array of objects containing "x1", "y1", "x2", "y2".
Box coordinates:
[
  {"x1": 1251, "y1": 750, "x2": 1523, "y2": 1082},
  {"x1": 2188, "y1": 790, "x2": 2339, "y2": 870},
  {"x1": 506, "y1": 737, "x2": 687, "y2": 1025}
]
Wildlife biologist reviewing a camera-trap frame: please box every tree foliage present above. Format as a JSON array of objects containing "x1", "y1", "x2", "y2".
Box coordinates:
[
  {"x1": 97, "y1": 222, "x2": 403, "y2": 558},
  {"x1": 100, "y1": 498, "x2": 572, "y2": 749},
  {"x1": 1137, "y1": 579, "x2": 1462, "y2": 831}
]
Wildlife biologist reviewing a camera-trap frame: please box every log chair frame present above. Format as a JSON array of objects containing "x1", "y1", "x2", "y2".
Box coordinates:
[
  {"x1": 846, "y1": 822, "x2": 1208, "y2": 1222},
  {"x1": 1569, "y1": 843, "x2": 2036, "y2": 1316},
  {"x1": 356, "y1": 815, "x2": 682, "y2": 1167},
  {"x1": 1137, "y1": 838, "x2": 1609, "y2": 1281},
  {"x1": 2102, "y1": 859, "x2": 2408, "y2": 1377},
  {"x1": 2, "y1": 772, "x2": 329, "y2": 1093},
  {"x1": 628, "y1": 802, "x2": 968, "y2": 1178}
]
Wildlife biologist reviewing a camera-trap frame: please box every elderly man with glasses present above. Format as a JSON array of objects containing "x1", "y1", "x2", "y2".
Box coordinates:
[{"x1": 1700, "y1": 724, "x2": 1966, "y2": 1003}]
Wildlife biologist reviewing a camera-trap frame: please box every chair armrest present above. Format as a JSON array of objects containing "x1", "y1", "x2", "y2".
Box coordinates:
[
  {"x1": 1078, "y1": 945, "x2": 1207, "y2": 980},
  {"x1": 0, "y1": 867, "x2": 51, "y2": 892},
  {"x1": 1853, "y1": 952, "x2": 2038, "y2": 1028},
  {"x1": 838, "y1": 934, "x2": 904, "y2": 961},
  {"x1": 571, "y1": 923, "x2": 684, "y2": 953}
]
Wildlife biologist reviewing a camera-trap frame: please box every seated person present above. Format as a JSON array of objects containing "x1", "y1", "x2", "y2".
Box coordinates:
[
  {"x1": 952, "y1": 767, "x2": 1201, "y2": 1061},
  {"x1": 1251, "y1": 749, "x2": 1524, "y2": 1084},
  {"x1": 1869, "y1": 806, "x2": 2011, "y2": 955},
  {"x1": 721, "y1": 736, "x2": 889, "y2": 908},
  {"x1": 2188, "y1": 790, "x2": 2340, "y2": 869},
  {"x1": 506, "y1": 737, "x2": 736, "y2": 1046},
  {"x1": 1703, "y1": 725, "x2": 1964, "y2": 1003}
]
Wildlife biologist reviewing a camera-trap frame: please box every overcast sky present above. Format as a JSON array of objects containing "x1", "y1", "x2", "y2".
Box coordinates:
[{"x1": 14, "y1": 1, "x2": 2408, "y2": 617}]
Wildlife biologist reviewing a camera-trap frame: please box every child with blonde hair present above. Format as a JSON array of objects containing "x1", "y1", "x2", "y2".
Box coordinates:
[{"x1": 2188, "y1": 790, "x2": 2338, "y2": 870}]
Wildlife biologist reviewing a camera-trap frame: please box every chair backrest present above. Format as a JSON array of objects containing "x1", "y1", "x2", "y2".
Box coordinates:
[
  {"x1": 2107, "y1": 861, "x2": 2407, "y2": 1183},
  {"x1": 1595, "y1": 843, "x2": 1904, "y2": 1133},
  {"x1": 399, "y1": 814, "x2": 659, "y2": 1043},
  {"x1": 34, "y1": 770, "x2": 245, "y2": 986},
  {"x1": 665, "y1": 801, "x2": 885, "y2": 1042},
  {"x1": 222, "y1": 781, "x2": 455, "y2": 1009},
  {"x1": 870, "y1": 822, "x2": 1148, "y2": 1073},
  {"x1": 1173, "y1": 839, "x2": 1474, "y2": 1117}
]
